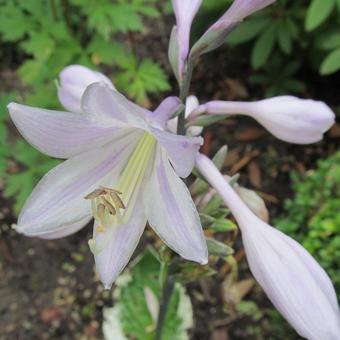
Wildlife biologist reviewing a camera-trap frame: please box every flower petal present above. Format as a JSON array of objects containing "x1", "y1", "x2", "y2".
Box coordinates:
[
  {"x1": 281, "y1": 232, "x2": 339, "y2": 312},
  {"x1": 8, "y1": 102, "x2": 122, "y2": 158},
  {"x1": 150, "y1": 127, "x2": 203, "y2": 178},
  {"x1": 58, "y1": 64, "x2": 115, "y2": 113},
  {"x1": 37, "y1": 216, "x2": 92, "y2": 240},
  {"x1": 242, "y1": 222, "x2": 340, "y2": 340},
  {"x1": 17, "y1": 131, "x2": 141, "y2": 237},
  {"x1": 93, "y1": 199, "x2": 147, "y2": 289},
  {"x1": 143, "y1": 147, "x2": 207, "y2": 264},
  {"x1": 81, "y1": 83, "x2": 148, "y2": 129},
  {"x1": 149, "y1": 96, "x2": 181, "y2": 129}
]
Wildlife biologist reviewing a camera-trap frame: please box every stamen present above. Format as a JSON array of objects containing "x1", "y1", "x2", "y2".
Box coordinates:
[
  {"x1": 108, "y1": 191, "x2": 125, "y2": 209},
  {"x1": 84, "y1": 188, "x2": 106, "y2": 199},
  {"x1": 101, "y1": 197, "x2": 117, "y2": 215}
]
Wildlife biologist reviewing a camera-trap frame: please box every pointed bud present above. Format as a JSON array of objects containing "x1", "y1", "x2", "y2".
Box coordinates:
[
  {"x1": 196, "y1": 153, "x2": 340, "y2": 339},
  {"x1": 170, "y1": 0, "x2": 202, "y2": 80},
  {"x1": 58, "y1": 65, "x2": 115, "y2": 113},
  {"x1": 197, "y1": 96, "x2": 335, "y2": 144},
  {"x1": 190, "y1": 0, "x2": 275, "y2": 58}
]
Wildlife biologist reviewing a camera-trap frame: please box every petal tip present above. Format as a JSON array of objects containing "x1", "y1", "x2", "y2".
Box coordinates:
[
  {"x1": 103, "y1": 282, "x2": 113, "y2": 290},
  {"x1": 7, "y1": 101, "x2": 19, "y2": 114}
]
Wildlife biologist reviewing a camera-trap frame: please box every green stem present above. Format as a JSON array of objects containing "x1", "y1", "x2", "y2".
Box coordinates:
[
  {"x1": 155, "y1": 262, "x2": 176, "y2": 340},
  {"x1": 177, "y1": 58, "x2": 195, "y2": 135}
]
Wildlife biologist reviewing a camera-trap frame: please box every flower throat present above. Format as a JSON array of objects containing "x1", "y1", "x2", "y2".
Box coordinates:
[{"x1": 85, "y1": 132, "x2": 156, "y2": 253}]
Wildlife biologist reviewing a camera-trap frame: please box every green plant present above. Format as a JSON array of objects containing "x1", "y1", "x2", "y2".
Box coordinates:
[
  {"x1": 0, "y1": 0, "x2": 170, "y2": 213},
  {"x1": 276, "y1": 151, "x2": 340, "y2": 296},
  {"x1": 248, "y1": 54, "x2": 306, "y2": 97},
  {"x1": 102, "y1": 250, "x2": 193, "y2": 340},
  {"x1": 225, "y1": 0, "x2": 340, "y2": 75},
  {"x1": 0, "y1": 0, "x2": 169, "y2": 108}
]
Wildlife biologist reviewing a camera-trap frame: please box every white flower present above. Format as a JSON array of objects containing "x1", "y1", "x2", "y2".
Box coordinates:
[
  {"x1": 8, "y1": 83, "x2": 208, "y2": 289},
  {"x1": 196, "y1": 153, "x2": 340, "y2": 339}
]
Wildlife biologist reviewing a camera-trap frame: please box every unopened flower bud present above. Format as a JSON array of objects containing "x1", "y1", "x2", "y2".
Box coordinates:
[{"x1": 58, "y1": 64, "x2": 115, "y2": 113}]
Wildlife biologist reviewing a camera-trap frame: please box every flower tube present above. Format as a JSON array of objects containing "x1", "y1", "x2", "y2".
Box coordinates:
[{"x1": 196, "y1": 153, "x2": 340, "y2": 339}]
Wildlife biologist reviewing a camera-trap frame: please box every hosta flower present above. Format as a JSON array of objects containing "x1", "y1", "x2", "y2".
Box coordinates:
[
  {"x1": 169, "y1": 0, "x2": 202, "y2": 80},
  {"x1": 58, "y1": 64, "x2": 115, "y2": 113},
  {"x1": 190, "y1": 0, "x2": 275, "y2": 57},
  {"x1": 167, "y1": 95, "x2": 203, "y2": 136},
  {"x1": 192, "y1": 96, "x2": 335, "y2": 144},
  {"x1": 196, "y1": 153, "x2": 340, "y2": 339},
  {"x1": 8, "y1": 83, "x2": 208, "y2": 288}
]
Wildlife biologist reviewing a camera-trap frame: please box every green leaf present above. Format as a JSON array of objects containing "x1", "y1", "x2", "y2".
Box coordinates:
[
  {"x1": 20, "y1": 32, "x2": 55, "y2": 61},
  {"x1": 305, "y1": 0, "x2": 335, "y2": 31},
  {"x1": 207, "y1": 238, "x2": 234, "y2": 257},
  {"x1": 187, "y1": 114, "x2": 229, "y2": 127},
  {"x1": 251, "y1": 28, "x2": 276, "y2": 69},
  {"x1": 0, "y1": 2, "x2": 33, "y2": 41},
  {"x1": 277, "y1": 24, "x2": 292, "y2": 54},
  {"x1": 212, "y1": 145, "x2": 228, "y2": 171},
  {"x1": 103, "y1": 250, "x2": 193, "y2": 340},
  {"x1": 319, "y1": 31, "x2": 340, "y2": 50},
  {"x1": 226, "y1": 18, "x2": 269, "y2": 45},
  {"x1": 87, "y1": 37, "x2": 125, "y2": 65},
  {"x1": 320, "y1": 48, "x2": 340, "y2": 75},
  {"x1": 116, "y1": 57, "x2": 170, "y2": 104},
  {"x1": 211, "y1": 218, "x2": 237, "y2": 232}
]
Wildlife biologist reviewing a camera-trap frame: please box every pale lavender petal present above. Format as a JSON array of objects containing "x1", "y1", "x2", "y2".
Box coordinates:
[
  {"x1": 150, "y1": 127, "x2": 203, "y2": 178},
  {"x1": 94, "y1": 199, "x2": 147, "y2": 289},
  {"x1": 58, "y1": 64, "x2": 115, "y2": 113},
  {"x1": 17, "y1": 131, "x2": 141, "y2": 237},
  {"x1": 149, "y1": 96, "x2": 181, "y2": 129},
  {"x1": 171, "y1": 0, "x2": 202, "y2": 78},
  {"x1": 217, "y1": 0, "x2": 276, "y2": 25},
  {"x1": 242, "y1": 223, "x2": 340, "y2": 340},
  {"x1": 37, "y1": 216, "x2": 92, "y2": 240},
  {"x1": 143, "y1": 147, "x2": 207, "y2": 264},
  {"x1": 280, "y1": 232, "x2": 339, "y2": 312},
  {"x1": 81, "y1": 83, "x2": 148, "y2": 129},
  {"x1": 196, "y1": 153, "x2": 340, "y2": 339},
  {"x1": 8, "y1": 102, "x2": 122, "y2": 158}
]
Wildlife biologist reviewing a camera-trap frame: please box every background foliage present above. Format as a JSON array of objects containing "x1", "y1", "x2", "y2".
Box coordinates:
[{"x1": 277, "y1": 151, "x2": 340, "y2": 297}]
